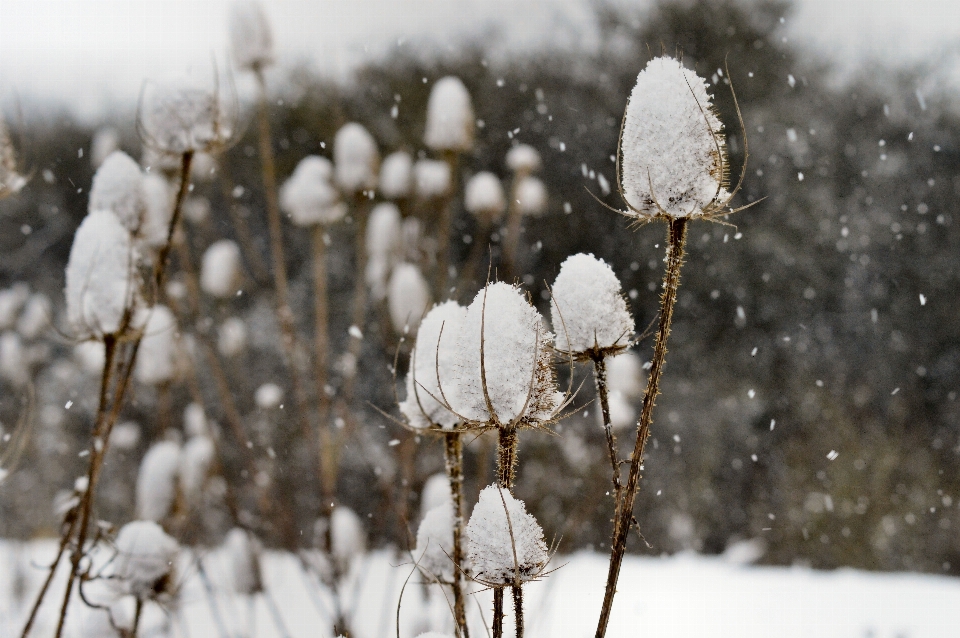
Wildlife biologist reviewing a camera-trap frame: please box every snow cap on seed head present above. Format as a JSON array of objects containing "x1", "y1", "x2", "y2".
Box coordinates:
[
  {"x1": 224, "y1": 527, "x2": 263, "y2": 595},
  {"x1": 415, "y1": 501, "x2": 456, "y2": 582},
  {"x1": 334, "y1": 123, "x2": 379, "y2": 194},
  {"x1": 620, "y1": 56, "x2": 729, "y2": 219},
  {"x1": 414, "y1": 159, "x2": 451, "y2": 199},
  {"x1": 200, "y1": 240, "x2": 242, "y2": 298},
  {"x1": 514, "y1": 176, "x2": 548, "y2": 217},
  {"x1": 506, "y1": 144, "x2": 541, "y2": 175},
  {"x1": 465, "y1": 172, "x2": 506, "y2": 223},
  {"x1": 89, "y1": 151, "x2": 146, "y2": 234},
  {"x1": 136, "y1": 440, "x2": 182, "y2": 522},
  {"x1": 400, "y1": 301, "x2": 467, "y2": 430},
  {"x1": 139, "y1": 174, "x2": 173, "y2": 250},
  {"x1": 90, "y1": 127, "x2": 120, "y2": 169},
  {"x1": 449, "y1": 282, "x2": 561, "y2": 427},
  {"x1": 550, "y1": 253, "x2": 633, "y2": 356},
  {"x1": 331, "y1": 506, "x2": 366, "y2": 573},
  {"x1": 280, "y1": 156, "x2": 345, "y2": 226},
  {"x1": 466, "y1": 485, "x2": 548, "y2": 586},
  {"x1": 365, "y1": 202, "x2": 402, "y2": 260},
  {"x1": 379, "y1": 151, "x2": 414, "y2": 199},
  {"x1": 424, "y1": 76, "x2": 474, "y2": 152},
  {"x1": 387, "y1": 263, "x2": 431, "y2": 336},
  {"x1": 113, "y1": 520, "x2": 179, "y2": 600},
  {"x1": 135, "y1": 305, "x2": 180, "y2": 385},
  {"x1": 229, "y1": 1, "x2": 273, "y2": 72},
  {"x1": 139, "y1": 81, "x2": 235, "y2": 156}
]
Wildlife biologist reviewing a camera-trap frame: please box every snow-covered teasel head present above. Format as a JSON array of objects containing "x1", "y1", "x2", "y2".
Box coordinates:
[
  {"x1": 0, "y1": 115, "x2": 27, "y2": 199},
  {"x1": 139, "y1": 174, "x2": 173, "y2": 250},
  {"x1": 414, "y1": 159, "x2": 452, "y2": 200},
  {"x1": 334, "y1": 123, "x2": 379, "y2": 194},
  {"x1": 619, "y1": 56, "x2": 733, "y2": 220},
  {"x1": 200, "y1": 240, "x2": 242, "y2": 299},
  {"x1": 415, "y1": 501, "x2": 457, "y2": 583},
  {"x1": 466, "y1": 485, "x2": 549, "y2": 586},
  {"x1": 90, "y1": 127, "x2": 120, "y2": 169},
  {"x1": 180, "y1": 435, "x2": 214, "y2": 507},
  {"x1": 379, "y1": 151, "x2": 414, "y2": 199},
  {"x1": 514, "y1": 176, "x2": 548, "y2": 217},
  {"x1": 65, "y1": 210, "x2": 141, "y2": 340},
  {"x1": 465, "y1": 172, "x2": 506, "y2": 224},
  {"x1": 330, "y1": 506, "x2": 366, "y2": 574},
  {"x1": 136, "y1": 440, "x2": 182, "y2": 522},
  {"x1": 399, "y1": 301, "x2": 467, "y2": 430},
  {"x1": 365, "y1": 202, "x2": 402, "y2": 260},
  {"x1": 550, "y1": 253, "x2": 634, "y2": 357},
  {"x1": 139, "y1": 78, "x2": 236, "y2": 156},
  {"x1": 506, "y1": 144, "x2": 541, "y2": 175},
  {"x1": 387, "y1": 263, "x2": 431, "y2": 336},
  {"x1": 89, "y1": 151, "x2": 146, "y2": 234},
  {"x1": 224, "y1": 527, "x2": 263, "y2": 595},
  {"x1": 448, "y1": 282, "x2": 562, "y2": 429},
  {"x1": 228, "y1": 1, "x2": 274, "y2": 72},
  {"x1": 424, "y1": 76, "x2": 475, "y2": 153},
  {"x1": 280, "y1": 156, "x2": 345, "y2": 226},
  {"x1": 135, "y1": 305, "x2": 180, "y2": 385},
  {"x1": 112, "y1": 520, "x2": 179, "y2": 601}
]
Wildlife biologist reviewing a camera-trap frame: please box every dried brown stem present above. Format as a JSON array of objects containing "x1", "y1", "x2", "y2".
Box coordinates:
[
  {"x1": 444, "y1": 432, "x2": 469, "y2": 638},
  {"x1": 311, "y1": 225, "x2": 332, "y2": 490},
  {"x1": 492, "y1": 425, "x2": 519, "y2": 637},
  {"x1": 512, "y1": 584, "x2": 524, "y2": 638},
  {"x1": 493, "y1": 588, "x2": 504, "y2": 638},
  {"x1": 595, "y1": 217, "x2": 688, "y2": 638},
  {"x1": 591, "y1": 354, "x2": 622, "y2": 499}
]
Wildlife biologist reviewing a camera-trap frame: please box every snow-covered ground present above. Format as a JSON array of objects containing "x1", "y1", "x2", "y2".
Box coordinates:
[{"x1": 3, "y1": 539, "x2": 959, "y2": 637}]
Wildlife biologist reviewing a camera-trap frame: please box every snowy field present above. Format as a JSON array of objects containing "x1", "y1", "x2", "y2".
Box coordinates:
[{"x1": 2, "y1": 540, "x2": 959, "y2": 638}]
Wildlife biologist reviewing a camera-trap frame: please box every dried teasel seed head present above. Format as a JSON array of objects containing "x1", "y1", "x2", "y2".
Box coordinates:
[
  {"x1": 424, "y1": 76, "x2": 475, "y2": 153},
  {"x1": 466, "y1": 485, "x2": 548, "y2": 586}
]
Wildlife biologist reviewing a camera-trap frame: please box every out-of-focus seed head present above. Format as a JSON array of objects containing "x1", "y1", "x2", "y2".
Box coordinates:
[
  {"x1": 334, "y1": 123, "x2": 379, "y2": 194},
  {"x1": 89, "y1": 151, "x2": 146, "y2": 234},
  {"x1": 506, "y1": 144, "x2": 541, "y2": 175},
  {"x1": 280, "y1": 156, "x2": 345, "y2": 227},
  {"x1": 379, "y1": 151, "x2": 414, "y2": 200},
  {"x1": 229, "y1": 0, "x2": 274, "y2": 72},
  {"x1": 424, "y1": 76, "x2": 475, "y2": 153},
  {"x1": 465, "y1": 172, "x2": 506, "y2": 223},
  {"x1": 139, "y1": 81, "x2": 236, "y2": 156}
]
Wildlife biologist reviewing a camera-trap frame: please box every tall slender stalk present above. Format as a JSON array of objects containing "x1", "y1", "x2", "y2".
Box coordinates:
[
  {"x1": 591, "y1": 355, "x2": 622, "y2": 499},
  {"x1": 311, "y1": 225, "x2": 332, "y2": 497},
  {"x1": 444, "y1": 432, "x2": 469, "y2": 638},
  {"x1": 493, "y1": 425, "x2": 519, "y2": 638},
  {"x1": 595, "y1": 217, "x2": 688, "y2": 638}
]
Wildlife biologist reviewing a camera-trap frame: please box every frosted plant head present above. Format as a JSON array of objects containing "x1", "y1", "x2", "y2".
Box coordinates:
[
  {"x1": 139, "y1": 78, "x2": 236, "y2": 156},
  {"x1": 179, "y1": 435, "x2": 214, "y2": 507},
  {"x1": 415, "y1": 501, "x2": 457, "y2": 582},
  {"x1": 515, "y1": 176, "x2": 548, "y2": 217},
  {"x1": 466, "y1": 485, "x2": 549, "y2": 586},
  {"x1": 0, "y1": 114, "x2": 27, "y2": 199},
  {"x1": 619, "y1": 56, "x2": 733, "y2": 220},
  {"x1": 90, "y1": 126, "x2": 120, "y2": 169},
  {"x1": 419, "y1": 472, "x2": 453, "y2": 518},
  {"x1": 365, "y1": 202, "x2": 402, "y2": 259},
  {"x1": 112, "y1": 520, "x2": 179, "y2": 600},
  {"x1": 550, "y1": 253, "x2": 634, "y2": 357},
  {"x1": 506, "y1": 144, "x2": 542, "y2": 175},
  {"x1": 224, "y1": 527, "x2": 263, "y2": 595},
  {"x1": 387, "y1": 263, "x2": 431, "y2": 335},
  {"x1": 89, "y1": 151, "x2": 146, "y2": 234},
  {"x1": 218, "y1": 317, "x2": 247, "y2": 357},
  {"x1": 17, "y1": 293, "x2": 51, "y2": 340},
  {"x1": 280, "y1": 156, "x2": 345, "y2": 227},
  {"x1": 399, "y1": 301, "x2": 467, "y2": 430},
  {"x1": 229, "y1": 0, "x2": 274, "y2": 72},
  {"x1": 448, "y1": 282, "x2": 562, "y2": 428},
  {"x1": 414, "y1": 159, "x2": 451, "y2": 200},
  {"x1": 330, "y1": 506, "x2": 366, "y2": 574},
  {"x1": 65, "y1": 210, "x2": 141, "y2": 340},
  {"x1": 200, "y1": 239, "x2": 242, "y2": 298},
  {"x1": 334, "y1": 123, "x2": 379, "y2": 194},
  {"x1": 424, "y1": 76, "x2": 475, "y2": 153},
  {"x1": 465, "y1": 172, "x2": 506, "y2": 223},
  {"x1": 139, "y1": 174, "x2": 173, "y2": 250},
  {"x1": 134, "y1": 305, "x2": 179, "y2": 385},
  {"x1": 379, "y1": 151, "x2": 414, "y2": 199},
  {"x1": 136, "y1": 440, "x2": 181, "y2": 521}
]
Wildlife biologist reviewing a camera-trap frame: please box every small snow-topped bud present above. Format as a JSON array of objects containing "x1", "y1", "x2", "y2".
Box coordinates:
[
  {"x1": 229, "y1": 0, "x2": 273, "y2": 72},
  {"x1": 607, "y1": 351, "x2": 643, "y2": 399},
  {"x1": 113, "y1": 520, "x2": 179, "y2": 600},
  {"x1": 379, "y1": 151, "x2": 413, "y2": 199},
  {"x1": 17, "y1": 293, "x2": 51, "y2": 340},
  {"x1": 224, "y1": 527, "x2": 263, "y2": 595},
  {"x1": 180, "y1": 435, "x2": 214, "y2": 506},
  {"x1": 514, "y1": 176, "x2": 548, "y2": 217},
  {"x1": 424, "y1": 76, "x2": 475, "y2": 152},
  {"x1": 415, "y1": 502, "x2": 455, "y2": 582},
  {"x1": 218, "y1": 317, "x2": 247, "y2": 357},
  {"x1": 399, "y1": 301, "x2": 467, "y2": 429},
  {"x1": 90, "y1": 127, "x2": 120, "y2": 169},
  {"x1": 280, "y1": 156, "x2": 345, "y2": 226},
  {"x1": 331, "y1": 506, "x2": 366, "y2": 573},
  {"x1": 200, "y1": 240, "x2": 242, "y2": 298},
  {"x1": 620, "y1": 56, "x2": 729, "y2": 218},
  {"x1": 466, "y1": 485, "x2": 548, "y2": 585},
  {"x1": 0, "y1": 115, "x2": 27, "y2": 198},
  {"x1": 366, "y1": 203, "x2": 402, "y2": 259},
  {"x1": 140, "y1": 83, "x2": 233, "y2": 155},
  {"x1": 136, "y1": 440, "x2": 182, "y2": 521},
  {"x1": 465, "y1": 172, "x2": 506, "y2": 223},
  {"x1": 506, "y1": 144, "x2": 541, "y2": 174},
  {"x1": 139, "y1": 174, "x2": 173, "y2": 250},
  {"x1": 419, "y1": 472, "x2": 453, "y2": 519},
  {"x1": 414, "y1": 160, "x2": 451, "y2": 199},
  {"x1": 334, "y1": 123, "x2": 379, "y2": 194},
  {"x1": 135, "y1": 305, "x2": 179, "y2": 385},
  {"x1": 89, "y1": 151, "x2": 146, "y2": 234},
  {"x1": 388, "y1": 263, "x2": 431, "y2": 335},
  {"x1": 255, "y1": 382, "x2": 283, "y2": 409},
  {"x1": 550, "y1": 253, "x2": 633, "y2": 355},
  {"x1": 65, "y1": 210, "x2": 140, "y2": 339},
  {"x1": 450, "y1": 283, "x2": 560, "y2": 426}
]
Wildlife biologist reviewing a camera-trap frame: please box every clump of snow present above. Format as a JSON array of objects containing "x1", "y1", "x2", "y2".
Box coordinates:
[
  {"x1": 0, "y1": 332, "x2": 28, "y2": 386},
  {"x1": 255, "y1": 382, "x2": 284, "y2": 409},
  {"x1": 183, "y1": 402, "x2": 209, "y2": 438},
  {"x1": 229, "y1": 0, "x2": 273, "y2": 72},
  {"x1": 17, "y1": 293, "x2": 51, "y2": 339},
  {"x1": 550, "y1": 253, "x2": 633, "y2": 355},
  {"x1": 218, "y1": 317, "x2": 247, "y2": 357},
  {"x1": 414, "y1": 159, "x2": 452, "y2": 199},
  {"x1": 280, "y1": 156, "x2": 345, "y2": 226},
  {"x1": 620, "y1": 56, "x2": 729, "y2": 218},
  {"x1": 514, "y1": 176, "x2": 548, "y2": 217},
  {"x1": 112, "y1": 520, "x2": 179, "y2": 600},
  {"x1": 135, "y1": 305, "x2": 179, "y2": 385},
  {"x1": 89, "y1": 151, "x2": 146, "y2": 234},
  {"x1": 379, "y1": 151, "x2": 413, "y2": 199},
  {"x1": 334, "y1": 123, "x2": 379, "y2": 194},
  {"x1": 224, "y1": 527, "x2": 263, "y2": 594},
  {"x1": 74, "y1": 341, "x2": 106, "y2": 374},
  {"x1": 420, "y1": 472, "x2": 453, "y2": 519},
  {"x1": 449, "y1": 283, "x2": 560, "y2": 426},
  {"x1": 179, "y1": 435, "x2": 214, "y2": 507},
  {"x1": 400, "y1": 301, "x2": 467, "y2": 429},
  {"x1": 506, "y1": 144, "x2": 541, "y2": 174},
  {"x1": 465, "y1": 172, "x2": 506, "y2": 223},
  {"x1": 365, "y1": 203, "x2": 402, "y2": 300},
  {"x1": 200, "y1": 240, "x2": 242, "y2": 298},
  {"x1": 140, "y1": 84, "x2": 234, "y2": 155},
  {"x1": 466, "y1": 485, "x2": 548, "y2": 585},
  {"x1": 90, "y1": 126, "x2": 120, "y2": 169},
  {"x1": 136, "y1": 440, "x2": 182, "y2": 521},
  {"x1": 139, "y1": 174, "x2": 173, "y2": 250},
  {"x1": 415, "y1": 501, "x2": 456, "y2": 582},
  {"x1": 607, "y1": 351, "x2": 644, "y2": 399},
  {"x1": 190, "y1": 152, "x2": 218, "y2": 182},
  {"x1": 387, "y1": 263, "x2": 431, "y2": 335},
  {"x1": 65, "y1": 210, "x2": 140, "y2": 339},
  {"x1": 424, "y1": 76, "x2": 475, "y2": 152},
  {"x1": 331, "y1": 506, "x2": 366, "y2": 573}
]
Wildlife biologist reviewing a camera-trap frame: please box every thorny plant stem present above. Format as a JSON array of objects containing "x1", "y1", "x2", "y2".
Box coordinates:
[
  {"x1": 595, "y1": 217, "x2": 689, "y2": 638},
  {"x1": 494, "y1": 425, "x2": 519, "y2": 638},
  {"x1": 493, "y1": 586, "x2": 504, "y2": 638},
  {"x1": 513, "y1": 585, "x2": 524, "y2": 638},
  {"x1": 591, "y1": 355, "x2": 622, "y2": 499},
  {"x1": 444, "y1": 432, "x2": 469, "y2": 638},
  {"x1": 131, "y1": 598, "x2": 143, "y2": 637}
]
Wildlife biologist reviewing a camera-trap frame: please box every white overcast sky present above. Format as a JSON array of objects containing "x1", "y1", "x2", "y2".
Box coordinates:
[{"x1": 0, "y1": 0, "x2": 958, "y2": 121}]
